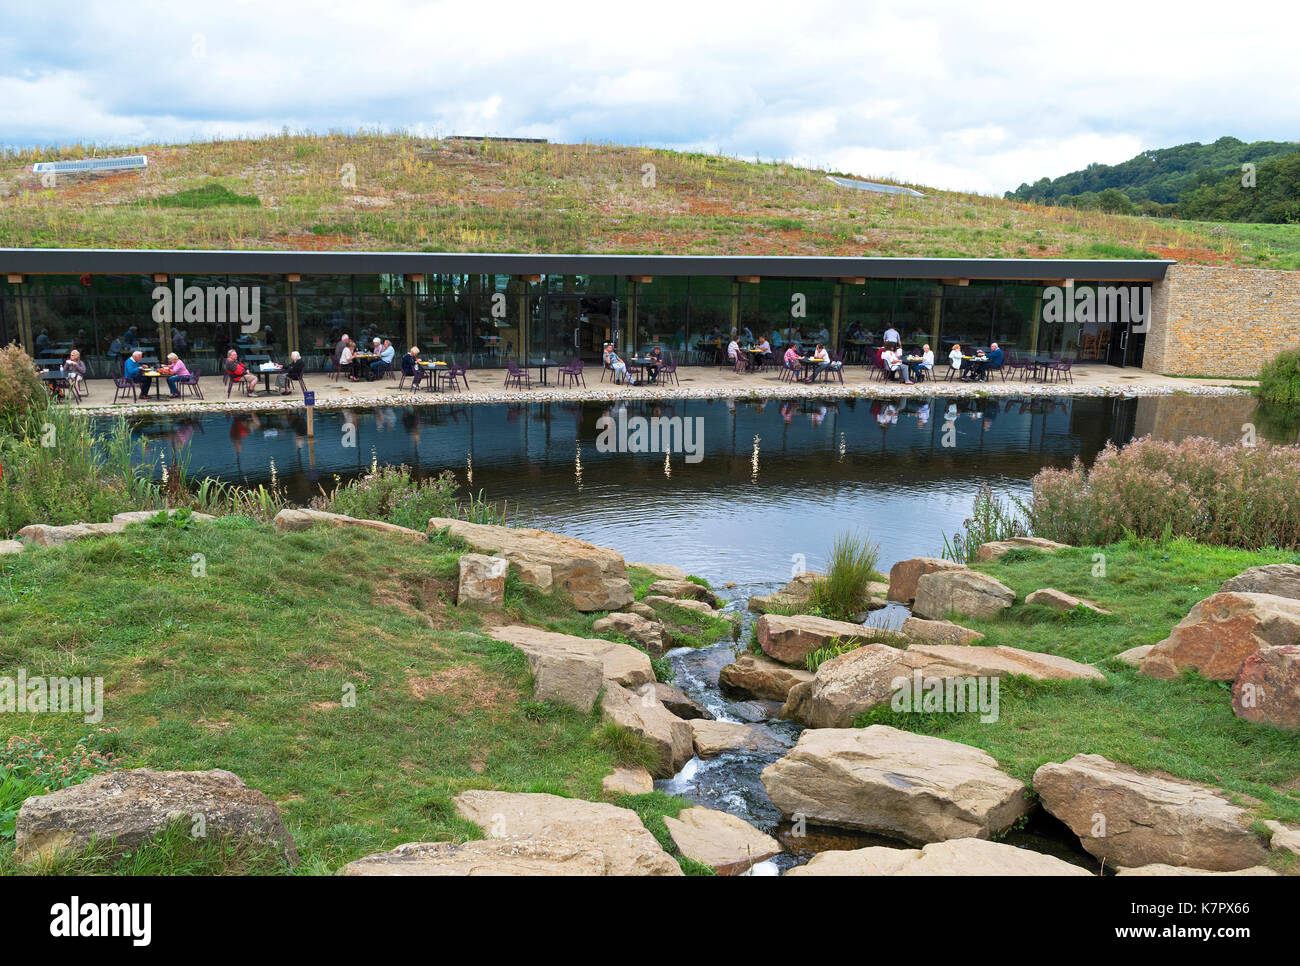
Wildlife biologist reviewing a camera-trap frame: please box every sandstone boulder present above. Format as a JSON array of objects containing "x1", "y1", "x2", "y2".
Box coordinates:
[
  {"x1": 1114, "y1": 864, "x2": 1278, "y2": 876},
  {"x1": 1220, "y1": 563, "x2": 1300, "y2": 601},
  {"x1": 647, "y1": 579, "x2": 720, "y2": 608},
  {"x1": 453, "y1": 790, "x2": 681, "y2": 876},
  {"x1": 1114, "y1": 644, "x2": 1153, "y2": 667},
  {"x1": 602, "y1": 766, "x2": 655, "y2": 796},
  {"x1": 1026, "y1": 588, "x2": 1110, "y2": 614},
  {"x1": 273, "y1": 508, "x2": 424, "y2": 541},
  {"x1": 900, "y1": 617, "x2": 984, "y2": 646},
  {"x1": 689, "y1": 719, "x2": 788, "y2": 758},
  {"x1": 756, "y1": 614, "x2": 902, "y2": 666},
  {"x1": 761, "y1": 726, "x2": 1028, "y2": 842},
  {"x1": 748, "y1": 572, "x2": 822, "y2": 614},
  {"x1": 975, "y1": 536, "x2": 1071, "y2": 561},
  {"x1": 887, "y1": 557, "x2": 964, "y2": 604},
  {"x1": 1265, "y1": 820, "x2": 1300, "y2": 858},
  {"x1": 529, "y1": 650, "x2": 603, "y2": 713},
  {"x1": 19, "y1": 521, "x2": 127, "y2": 546},
  {"x1": 653, "y1": 683, "x2": 712, "y2": 720},
  {"x1": 913, "y1": 570, "x2": 1016, "y2": 621},
  {"x1": 338, "y1": 839, "x2": 607, "y2": 875},
  {"x1": 15, "y1": 769, "x2": 297, "y2": 865},
  {"x1": 111, "y1": 510, "x2": 216, "y2": 526},
  {"x1": 0, "y1": 540, "x2": 25, "y2": 555},
  {"x1": 781, "y1": 641, "x2": 1103, "y2": 729},
  {"x1": 601, "y1": 682, "x2": 694, "y2": 778},
  {"x1": 786, "y1": 838, "x2": 1091, "y2": 876},
  {"x1": 628, "y1": 561, "x2": 687, "y2": 581},
  {"x1": 643, "y1": 595, "x2": 723, "y2": 618},
  {"x1": 718, "y1": 653, "x2": 814, "y2": 702},
  {"x1": 663, "y1": 807, "x2": 781, "y2": 875},
  {"x1": 428, "y1": 518, "x2": 633, "y2": 611},
  {"x1": 1139, "y1": 592, "x2": 1300, "y2": 681},
  {"x1": 1231, "y1": 644, "x2": 1300, "y2": 731},
  {"x1": 457, "y1": 553, "x2": 508, "y2": 610},
  {"x1": 1033, "y1": 754, "x2": 1269, "y2": 871},
  {"x1": 628, "y1": 601, "x2": 658, "y2": 621},
  {"x1": 489, "y1": 625, "x2": 653, "y2": 688},
  {"x1": 593, "y1": 612, "x2": 668, "y2": 658}
]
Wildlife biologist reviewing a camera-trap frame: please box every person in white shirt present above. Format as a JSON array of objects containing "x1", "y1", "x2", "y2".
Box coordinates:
[
  {"x1": 883, "y1": 347, "x2": 913, "y2": 384},
  {"x1": 911, "y1": 344, "x2": 935, "y2": 381},
  {"x1": 949, "y1": 344, "x2": 964, "y2": 379},
  {"x1": 883, "y1": 326, "x2": 901, "y2": 346},
  {"x1": 340, "y1": 341, "x2": 356, "y2": 381}
]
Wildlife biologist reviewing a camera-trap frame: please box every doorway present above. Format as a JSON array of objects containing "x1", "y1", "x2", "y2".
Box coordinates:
[{"x1": 536, "y1": 294, "x2": 619, "y2": 364}]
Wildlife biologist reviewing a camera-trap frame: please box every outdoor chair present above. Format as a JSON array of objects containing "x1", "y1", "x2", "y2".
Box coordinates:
[
  {"x1": 504, "y1": 359, "x2": 533, "y2": 389},
  {"x1": 224, "y1": 371, "x2": 251, "y2": 398},
  {"x1": 658, "y1": 357, "x2": 680, "y2": 386},
  {"x1": 179, "y1": 371, "x2": 203, "y2": 399},
  {"x1": 1051, "y1": 359, "x2": 1075, "y2": 384},
  {"x1": 558, "y1": 357, "x2": 586, "y2": 388},
  {"x1": 111, "y1": 373, "x2": 138, "y2": 404}
]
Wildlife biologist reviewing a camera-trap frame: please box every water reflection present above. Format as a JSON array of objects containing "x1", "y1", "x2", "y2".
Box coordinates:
[{"x1": 108, "y1": 392, "x2": 1283, "y2": 584}]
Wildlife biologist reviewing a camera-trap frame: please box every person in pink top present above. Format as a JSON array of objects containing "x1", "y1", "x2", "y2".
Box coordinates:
[
  {"x1": 783, "y1": 343, "x2": 801, "y2": 378},
  {"x1": 160, "y1": 352, "x2": 191, "y2": 398}
]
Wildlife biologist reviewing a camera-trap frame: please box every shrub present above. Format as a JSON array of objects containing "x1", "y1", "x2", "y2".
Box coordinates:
[
  {"x1": 1257, "y1": 349, "x2": 1300, "y2": 407},
  {"x1": 1, "y1": 730, "x2": 125, "y2": 840},
  {"x1": 0, "y1": 344, "x2": 44, "y2": 429},
  {"x1": 319, "y1": 464, "x2": 505, "y2": 531},
  {"x1": 809, "y1": 531, "x2": 881, "y2": 619},
  {"x1": 1026, "y1": 436, "x2": 1300, "y2": 550},
  {"x1": 941, "y1": 484, "x2": 1029, "y2": 563}
]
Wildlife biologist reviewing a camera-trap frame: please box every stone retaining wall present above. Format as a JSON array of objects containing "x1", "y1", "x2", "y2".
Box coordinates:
[{"x1": 1146, "y1": 264, "x2": 1300, "y2": 377}]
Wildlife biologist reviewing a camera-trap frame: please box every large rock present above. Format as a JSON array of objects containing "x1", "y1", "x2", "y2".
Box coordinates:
[
  {"x1": 663, "y1": 807, "x2": 781, "y2": 875},
  {"x1": 111, "y1": 510, "x2": 216, "y2": 525},
  {"x1": 1232, "y1": 644, "x2": 1300, "y2": 731},
  {"x1": 761, "y1": 726, "x2": 1028, "y2": 842},
  {"x1": 428, "y1": 518, "x2": 633, "y2": 611},
  {"x1": 19, "y1": 510, "x2": 219, "y2": 548},
  {"x1": 1033, "y1": 754, "x2": 1269, "y2": 871},
  {"x1": 718, "y1": 653, "x2": 814, "y2": 702},
  {"x1": 748, "y1": 572, "x2": 821, "y2": 614},
  {"x1": 1114, "y1": 644, "x2": 1153, "y2": 667},
  {"x1": 653, "y1": 683, "x2": 712, "y2": 720},
  {"x1": 0, "y1": 539, "x2": 25, "y2": 555},
  {"x1": 647, "y1": 579, "x2": 720, "y2": 608},
  {"x1": 530, "y1": 650, "x2": 604, "y2": 713},
  {"x1": 643, "y1": 595, "x2": 723, "y2": 618},
  {"x1": 453, "y1": 790, "x2": 681, "y2": 876},
  {"x1": 1220, "y1": 564, "x2": 1300, "y2": 600},
  {"x1": 756, "y1": 613, "x2": 902, "y2": 667},
  {"x1": 14, "y1": 768, "x2": 297, "y2": 865},
  {"x1": 1026, "y1": 588, "x2": 1110, "y2": 614},
  {"x1": 1265, "y1": 820, "x2": 1300, "y2": 858},
  {"x1": 489, "y1": 625, "x2": 653, "y2": 688},
  {"x1": 1139, "y1": 592, "x2": 1300, "y2": 682},
  {"x1": 628, "y1": 561, "x2": 687, "y2": 581},
  {"x1": 601, "y1": 682, "x2": 694, "y2": 778},
  {"x1": 273, "y1": 508, "x2": 424, "y2": 541},
  {"x1": 786, "y1": 838, "x2": 1092, "y2": 876},
  {"x1": 689, "y1": 719, "x2": 788, "y2": 758},
  {"x1": 913, "y1": 570, "x2": 1016, "y2": 621},
  {"x1": 975, "y1": 536, "x2": 1071, "y2": 561},
  {"x1": 593, "y1": 612, "x2": 668, "y2": 658},
  {"x1": 1114, "y1": 863, "x2": 1278, "y2": 876},
  {"x1": 887, "y1": 557, "x2": 965, "y2": 604},
  {"x1": 457, "y1": 553, "x2": 508, "y2": 610},
  {"x1": 601, "y1": 767, "x2": 654, "y2": 796},
  {"x1": 781, "y1": 641, "x2": 1104, "y2": 729},
  {"x1": 338, "y1": 839, "x2": 607, "y2": 875},
  {"x1": 900, "y1": 617, "x2": 984, "y2": 646}
]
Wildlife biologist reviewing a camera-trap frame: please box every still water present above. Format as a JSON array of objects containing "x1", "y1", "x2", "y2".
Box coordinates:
[{"x1": 107, "y1": 391, "x2": 1272, "y2": 582}]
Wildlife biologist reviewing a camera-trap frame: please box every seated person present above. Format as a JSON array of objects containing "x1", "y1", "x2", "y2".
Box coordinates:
[
  {"x1": 979, "y1": 342, "x2": 1003, "y2": 382},
  {"x1": 401, "y1": 346, "x2": 424, "y2": 388},
  {"x1": 783, "y1": 342, "x2": 801, "y2": 375},
  {"x1": 949, "y1": 343, "x2": 964, "y2": 378},
  {"x1": 806, "y1": 343, "x2": 836, "y2": 382},
  {"x1": 124, "y1": 350, "x2": 154, "y2": 397},
  {"x1": 340, "y1": 341, "x2": 357, "y2": 381},
  {"x1": 968, "y1": 348, "x2": 990, "y2": 381},
  {"x1": 882, "y1": 347, "x2": 914, "y2": 385},
  {"x1": 370, "y1": 339, "x2": 396, "y2": 380},
  {"x1": 603, "y1": 343, "x2": 637, "y2": 385},
  {"x1": 224, "y1": 349, "x2": 257, "y2": 392},
  {"x1": 727, "y1": 337, "x2": 746, "y2": 372},
  {"x1": 755, "y1": 335, "x2": 772, "y2": 362},
  {"x1": 910, "y1": 344, "x2": 935, "y2": 381},
  {"x1": 644, "y1": 345, "x2": 663, "y2": 381},
  {"x1": 277, "y1": 351, "x2": 305, "y2": 394},
  {"x1": 63, "y1": 350, "x2": 87, "y2": 393},
  {"x1": 159, "y1": 352, "x2": 191, "y2": 398}
]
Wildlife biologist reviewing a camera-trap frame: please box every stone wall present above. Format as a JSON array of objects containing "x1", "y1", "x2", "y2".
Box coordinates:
[{"x1": 1144, "y1": 264, "x2": 1300, "y2": 377}]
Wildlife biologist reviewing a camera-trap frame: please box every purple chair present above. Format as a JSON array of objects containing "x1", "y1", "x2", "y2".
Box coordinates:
[
  {"x1": 658, "y1": 357, "x2": 680, "y2": 386},
  {"x1": 179, "y1": 371, "x2": 204, "y2": 399},
  {"x1": 558, "y1": 357, "x2": 586, "y2": 388},
  {"x1": 504, "y1": 359, "x2": 532, "y2": 389},
  {"x1": 112, "y1": 373, "x2": 138, "y2": 404}
]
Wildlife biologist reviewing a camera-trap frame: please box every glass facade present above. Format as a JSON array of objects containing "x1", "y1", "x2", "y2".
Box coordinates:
[{"x1": 2, "y1": 269, "x2": 1151, "y2": 371}]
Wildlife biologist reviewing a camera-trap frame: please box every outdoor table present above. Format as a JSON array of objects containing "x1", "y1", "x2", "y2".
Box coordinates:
[
  {"x1": 350, "y1": 353, "x2": 378, "y2": 379},
  {"x1": 416, "y1": 361, "x2": 444, "y2": 391},
  {"x1": 533, "y1": 360, "x2": 556, "y2": 386},
  {"x1": 138, "y1": 369, "x2": 162, "y2": 399},
  {"x1": 39, "y1": 369, "x2": 74, "y2": 401},
  {"x1": 254, "y1": 364, "x2": 283, "y2": 395},
  {"x1": 630, "y1": 357, "x2": 661, "y2": 382},
  {"x1": 744, "y1": 348, "x2": 767, "y2": 370}
]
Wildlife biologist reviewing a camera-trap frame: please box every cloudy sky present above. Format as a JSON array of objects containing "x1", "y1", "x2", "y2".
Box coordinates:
[{"x1": 2, "y1": 0, "x2": 1296, "y2": 194}]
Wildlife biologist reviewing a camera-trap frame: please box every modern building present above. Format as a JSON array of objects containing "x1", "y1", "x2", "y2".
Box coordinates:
[{"x1": 2, "y1": 247, "x2": 1281, "y2": 378}]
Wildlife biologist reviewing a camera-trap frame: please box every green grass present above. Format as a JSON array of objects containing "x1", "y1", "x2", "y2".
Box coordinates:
[
  {"x1": 0, "y1": 518, "x2": 687, "y2": 874},
  {"x1": 857, "y1": 537, "x2": 1300, "y2": 838},
  {"x1": 140, "y1": 182, "x2": 261, "y2": 209}
]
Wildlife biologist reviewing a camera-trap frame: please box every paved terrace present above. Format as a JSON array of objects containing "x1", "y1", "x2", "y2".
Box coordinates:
[{"x1": 64, "y1": 364, "x2": 1254, "y2": 417}]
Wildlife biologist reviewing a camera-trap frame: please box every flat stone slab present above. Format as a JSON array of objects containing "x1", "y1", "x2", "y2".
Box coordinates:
[
  {"x1": 654, "y1": 683, "x2": 712, "y2": 720},
  {"x1": 975, "y1": 537, "x2": 1071, "y2": 561},
  {"x1": 1114, "y1": 644, "x2": 1153, "y2": 667},
  {"x1": 1265, "y1": 820, "x2": 1300, "y2": 858},
  {"x1": 628, "y1": 561, "x2": 687, "y2": 581},
  {"x1": 601, "y1": 767, "x2": 655, "y2": 796},
  {"x1": 489, "y1": 625, "x2": 653, "y2": 688},
  {"x1": 1026, "y1": 588, "x2": 1111, "y2": 614},
  {"x1": 756, "y1": 613, "x2": 903, "y2": 666},
  {"x1": 593, "y1": 612, "x2": 668, "y2": 658},
  {"x1": 338, "y1": 839, "x2": 608, "y2": 875},
  {"x1": 15, "y1": 768, "x2": 297, "y2": 866},
  {"x1": 718, "y1": 653, "x2": 815, "y2": 701},
  {"x1": 274, "y1": 508, "x2": 425, "y2": 541},
  {"x1": 1114, "y1": 864, "x2": 1278, "y2": 876},
  {"x1": 429, "y1": 518, "x2": 633, "y2": 611},
  {"x1": 1220, "y1": 564, "x2": 1300, "y2": 601},
  {"x1": 663, "y1": 807, "x2": 781, "y2": 875},
  {"x1": 786, "y1": 838, "x2": 1092, "y2": 876},
  {"x1": 900, "y1": 617, "x2": 984, "y2": 645},
  {"x1": 1033, "y1": 754, "x2": 1270, "y2": 871},
  {"x1": 647, "y1": 579, "x2": 720, "y2": 607},
  {"x1": 601, "y1": 682, "x2": 694, "y2": 779},
  {"x1": 111, "y1": 510, "x2": 216, "y2": 525},
  {"x1": 1140, "y1": 591, "x2": 1300, "y2": 682},
  {"x1": 761, "y1": 725, "x2": 1028, "y2": 843},
  {"x1": 17, "y1": 512, "x2": 217, "y2": 547},
  {"x1": 0, "y1": 539, "x2": 25, "y2": 555},
  {"x1": 643, "y1": 595, "x2": 723, "y2": 618},
  {"x1": 912, "y1": 569, "x2": 1016, "y2": 621},
  {"x1": 453, "y1": 790, "x2": 681, "y2": 876},
  {"x1": 689, "y1": 719, "x2": 788, "y2": 758}
]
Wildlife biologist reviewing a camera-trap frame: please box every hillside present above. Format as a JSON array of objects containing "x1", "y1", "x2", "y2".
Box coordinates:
[
  {"x1": 1005, "y1": 135, "x2": 1300, "y2": 221},
  {"x1": 2, "y1": 133, "x2": 1299, "y2": 268}
]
